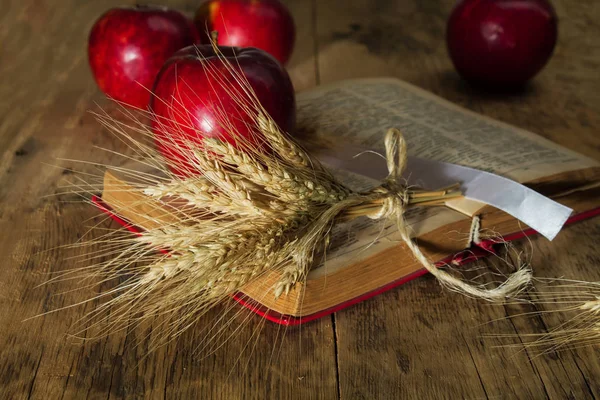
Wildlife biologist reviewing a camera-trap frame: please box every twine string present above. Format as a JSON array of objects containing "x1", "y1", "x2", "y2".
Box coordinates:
[{"x1": 365, "y1": 128, "x2": 532, "y2": 301}]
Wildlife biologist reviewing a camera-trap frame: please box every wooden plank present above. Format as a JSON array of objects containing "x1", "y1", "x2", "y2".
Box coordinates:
[
  {"x1": 285, "y1": 0, "x2": 319, "y2": 91},
  {"x1": 0, "y1": 0, "x2": 338, "y2": 398},
  {"x1": 507, "y1": 220, "x2": 600, "y2": 398},
  {"x1": 314, "y1": 0, "x2": 600, "y2": 398},
  {"x1": 2, "y1": 0, "x2": 600, "y2": 398}
]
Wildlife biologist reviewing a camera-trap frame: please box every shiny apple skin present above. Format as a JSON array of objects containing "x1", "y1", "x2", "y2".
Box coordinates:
[
  {"x1": 447, "y1": 0, "x2": 558, "y2": 87},
  {"x1": 194, "y1": 0, "x2": 295, "y2": 64},
  {"x1": 88, "y1": 5, "x2": 197, "y2": 109},
  {"x1": 150, "y1": 45, "x2": 296, "y2": 175}
]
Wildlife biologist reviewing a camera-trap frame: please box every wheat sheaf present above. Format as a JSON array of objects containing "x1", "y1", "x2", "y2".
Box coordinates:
[{"x1": 44, "y1": 45, "x2": 537, "y2": 352}]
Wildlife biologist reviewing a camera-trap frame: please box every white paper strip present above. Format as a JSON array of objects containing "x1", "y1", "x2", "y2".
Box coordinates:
[{"x1": 315, "y1": 144, "x2": 573, "y2": 241}]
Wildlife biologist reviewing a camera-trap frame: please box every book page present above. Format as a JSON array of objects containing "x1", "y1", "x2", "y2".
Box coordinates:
[
  {"x1": 300, "y1": 78, "x2": 598, "y2": 279},
  {"x1": 297, "y1": 78, "x2": 599, "y2": 184},
  {"x1": 307, "y1": 199, "x2": 467, "y2": 280},
  {"x1": 303, "y1": 156, "x2": 466, "y2": 279}
]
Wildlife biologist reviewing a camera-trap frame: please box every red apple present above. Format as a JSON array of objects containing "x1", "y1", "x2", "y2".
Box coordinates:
[
  {"x1": 88, "y1": 5, "x2": 198, "y2": 109},
  {"x1": 446, "y1": 0, "x2": 558, "y2": 87},
  {"x1": 150, "y1": 44, "x2": 296, "y2": 175},
  {"x1": 194, "y1": 0, "x2": 295, "y2": 64}
]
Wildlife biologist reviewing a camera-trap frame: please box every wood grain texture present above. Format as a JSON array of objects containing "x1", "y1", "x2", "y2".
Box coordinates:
[
  {"x1": 314, "y1": 0, "x2": 600, "y2": 399},
  {"x1": 0, "y1": 0, "x2": 599, "y2": 399},
  {"x1": 0, "y1": 0, "x2": 337, "y2": 399}
]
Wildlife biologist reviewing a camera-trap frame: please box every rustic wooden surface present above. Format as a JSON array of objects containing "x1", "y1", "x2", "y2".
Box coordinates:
[{"x1": 1, "y1": 0, "x2": 599, "y2": 398}]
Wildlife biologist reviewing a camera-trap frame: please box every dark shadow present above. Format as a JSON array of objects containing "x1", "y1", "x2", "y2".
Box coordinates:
[{"x1": 438, "y1": 69, "x2": 542, "y2": 101}]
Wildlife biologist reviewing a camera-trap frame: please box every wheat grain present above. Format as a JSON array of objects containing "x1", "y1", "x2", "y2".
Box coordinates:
[{"x1": 50, "y1": 44, "x2": 536, "y2": 350}]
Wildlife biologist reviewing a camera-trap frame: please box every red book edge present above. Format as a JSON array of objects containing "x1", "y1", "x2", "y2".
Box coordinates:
[{"x1": 91, "y1": 195, "x2": 600, "y2": 326}]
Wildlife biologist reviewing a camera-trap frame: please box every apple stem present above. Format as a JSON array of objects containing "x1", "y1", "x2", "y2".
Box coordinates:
[{"x1": 211, "y1": 30, "x2": 219, "y2": 45}]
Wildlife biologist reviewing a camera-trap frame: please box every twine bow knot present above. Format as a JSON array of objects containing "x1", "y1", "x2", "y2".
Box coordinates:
[
  {"x1": 365, "y1": 129, "x2": 410, "y2": 220},
  {"x1": 358, "y1": 128, "x2": 532, "y2": 302}
]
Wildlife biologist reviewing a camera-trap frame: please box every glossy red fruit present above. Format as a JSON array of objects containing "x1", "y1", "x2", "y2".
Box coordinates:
[
  {"x1": 194, "y1": 0, "x2": 295, "y2": 64},
  {"x1": 150, "y1": 45, "x2": 296, "y2": 175},
  {"x1": 447, "y1": 0, "x2": 558, "y2": 87},
  {"x1": 88, "y1": 5, "x2": 198, "y2": 109}
]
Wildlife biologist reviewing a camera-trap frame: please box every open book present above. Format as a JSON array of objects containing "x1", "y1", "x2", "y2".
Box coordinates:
[{"x1": 98, "y1": 78, "x2": 600, "y2": 324}]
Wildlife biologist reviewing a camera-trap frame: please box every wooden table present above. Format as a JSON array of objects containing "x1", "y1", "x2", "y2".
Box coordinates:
[{"x1": 2, "y1": 0, "x2": 600, "y2": 398}]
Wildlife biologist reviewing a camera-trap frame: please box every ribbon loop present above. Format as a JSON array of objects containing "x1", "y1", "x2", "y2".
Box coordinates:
[{"x1": 383, "y1": 128, "x2": 408, "y2": 182}]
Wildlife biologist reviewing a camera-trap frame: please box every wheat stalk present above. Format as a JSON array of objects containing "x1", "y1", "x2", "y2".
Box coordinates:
[
  {"x1": 47, "y1": 43, "x2": 537, "y2": 350},
  {"x1": 490, "y1": 279, "x2": 600, "y2": 352}
]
